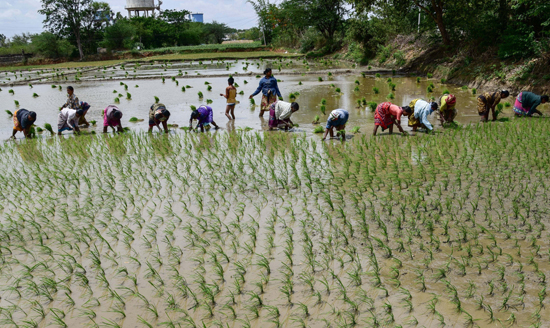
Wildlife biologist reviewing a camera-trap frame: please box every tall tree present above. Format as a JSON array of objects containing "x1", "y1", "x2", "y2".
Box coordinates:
[
  {"x1": 39, "y1": 0, "x2": 95, "y2": 59},
  {"x1": 411, "y1": 0, "x2": 451, "y2": 46}
]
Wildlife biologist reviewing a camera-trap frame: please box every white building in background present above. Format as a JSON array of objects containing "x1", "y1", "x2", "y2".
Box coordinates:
[{"x1": 126, "y1": 0, "x2": 162, "y2": 18}]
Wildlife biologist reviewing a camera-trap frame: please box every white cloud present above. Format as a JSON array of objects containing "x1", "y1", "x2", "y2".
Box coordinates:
[{"x1": 0, "y1": 0, "x2": 258, "y2": 37}]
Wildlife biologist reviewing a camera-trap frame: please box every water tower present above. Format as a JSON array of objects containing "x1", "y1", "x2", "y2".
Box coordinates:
[{"x1": 126, "y1": 0, "x2": 162, "y2": 18}]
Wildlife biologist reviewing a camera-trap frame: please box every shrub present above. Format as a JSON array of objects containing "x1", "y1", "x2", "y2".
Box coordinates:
[{"x1": 32, "y1": 32, "x2": 75, "y2": 59}]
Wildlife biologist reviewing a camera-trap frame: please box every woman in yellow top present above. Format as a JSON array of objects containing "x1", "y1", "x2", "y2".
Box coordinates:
[
  {"x1": 439, "y1": 94, "x2": 457, "y2": 124},
  {"x1": 220, "y1": 77, "x2": 237, "y2": 120}
]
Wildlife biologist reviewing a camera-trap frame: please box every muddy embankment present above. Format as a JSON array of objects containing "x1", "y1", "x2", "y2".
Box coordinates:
[{"x1": 378, "y1": 35, "x2": 550, "y2": 95}]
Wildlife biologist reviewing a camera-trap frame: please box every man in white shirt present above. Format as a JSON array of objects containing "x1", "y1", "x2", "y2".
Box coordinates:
[{"x1": 58, "y1": 108, "x2": 84, "y2": 135}]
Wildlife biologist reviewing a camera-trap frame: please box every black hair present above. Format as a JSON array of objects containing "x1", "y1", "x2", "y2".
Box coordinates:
[
  {"x1": 191, "y1": 110, "x2": 199, "y2": 119},
  {"x1": 263, "y1": 68, "x2": 272, "y2": 75},
  {"x1": 501, "y1": 90, "x2": 510, "y2": 97},
  {"x1": 542, "y1": 95, "x2": 549, "y2": 102},
  {"x1": 402, "y1": 106, "x2": 412, "y2": 114},
  {"x1": 29, "y1": 111, "x2": 37, "y2": 120},
  {"x1": 76, "y1": 109, "x2": 85, "y2": 116},
  {"x1": 228, "y1": 77, "x2": 234, "y2": 85},
  {"x1": 67, "y1": 86, "x2": 74, "y2": 91},
  {"x1": 113, "y1": 110, "x2": 123, "y2": 119},
  {"x1": 163, "y1": 109, "x2": 171, "y2": 118},
  {"x1": 431, "y1": 102, "x2": 439, "y2": 110},
  {"x1": 291, "y1": 102, "x2": 299, "y2": 110}
]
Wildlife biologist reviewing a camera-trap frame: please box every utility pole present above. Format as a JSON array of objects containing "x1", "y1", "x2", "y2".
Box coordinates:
[{"x1": 418, "y1": 8, "x2": 421, "y2": 33}]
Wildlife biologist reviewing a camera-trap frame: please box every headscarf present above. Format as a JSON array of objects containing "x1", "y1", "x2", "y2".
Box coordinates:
[
  {"x1": 329, "y1": 110, "x2": 340, "y2": 121},
  {"x1": 17, "y1": 109, "x2": 36, "y2": 129},
  {"x1": 445, "y1": 94, "x2": 456, "y2": 105}
]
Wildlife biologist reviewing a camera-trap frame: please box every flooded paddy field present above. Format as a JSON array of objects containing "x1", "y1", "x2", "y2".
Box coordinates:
[
  {"x1": 2, "y1": 58, "x2": 550, "y2": 328},
  {"x1": 2, "y1": 118, "x2": 550, "y2": 327},
  {"x1": 1, "y1": 56, "x2": 537, "y2": 140}
]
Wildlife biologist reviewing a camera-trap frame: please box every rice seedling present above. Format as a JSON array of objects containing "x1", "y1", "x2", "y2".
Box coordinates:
[
  {"x1": 5, "y1": 110, "x2": 13, "y2": 117},
  {"x1": 367, "y1": 101, "x2": 377, "y2": 112},
  {"x1": 154, "y1": 96, "x2": 159, "y2": 103},
  {"x1": 351, "y1": 126, "x2": 360, "y2": 134},
  {"x1": 387, "y1": 93, "x2": 395, "y2": 99},
  {"x1": 32, "y1": 93, "x2": 39, "y2": 97},
  {"x1": 376, "y1": 73, "x2": 381, "y2": 78},
  {"x1": 472, "y1": 88, "x2": 477, "y2": 95},
  {"x1": 9, "y1": 89, "x2": 14, "y2": 94},
  {"x1": 318, "y1": 77, "x2": 323, "y2": 82},
  {"x1": 198, "y1": 91, "x2": 204, "y2": 98},
  {"x1": 427, "y1": 73, "x2": 433, "y2": 78},
  {"x1": 114, "y1": 97, "x2": 120, "y2": 103},
  {"x1": 373, "y1": 87, "x2": 379, "y2": 94},
  {"x1": 14, "y1": 100, "x2": 19, "y2": 106}
]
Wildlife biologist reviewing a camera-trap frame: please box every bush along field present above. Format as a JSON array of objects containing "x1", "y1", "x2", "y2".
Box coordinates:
[{"x1": 2, "y1": 119, "x2": 550, "y2": 327}]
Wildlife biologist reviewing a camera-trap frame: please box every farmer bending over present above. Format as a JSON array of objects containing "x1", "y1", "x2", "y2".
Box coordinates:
[
  {"x1": 322, "y1": 109, "x2": 349, "y2": 141},
  {"x1": 149, "y1": 103, "x2": 171, "y2": 134},
  {"x1": 11, "y1": 109, "x2": 36, "y2": 139}
]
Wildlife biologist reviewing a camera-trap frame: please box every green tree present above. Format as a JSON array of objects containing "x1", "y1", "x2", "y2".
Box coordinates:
[
  {"x1": 80, "y1": 2, "x2": 112, "y2": 54},
  {"x1": 39, "y1": 0, "x2": 95, "y2": 59},
  {"x1": 204, "y1": 21, "x2": 231, "y2": 44},
  {"x1": 32, "y1": 32, "x2": 75, "y2": 58},
  {"x1": 101, "y1": 19, "x2": 136, "y2": 50}
]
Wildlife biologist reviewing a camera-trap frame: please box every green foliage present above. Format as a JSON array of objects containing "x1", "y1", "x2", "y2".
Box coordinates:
[
  {"x1": 498, "y1": 23, "x2": 539, "y2": 59},
  {"x1": 101, "y1": 19, "x2": 136, "y2": 50},
  {"x1": 32, "y1": 32, "x2": 75, "y2": 59},
  {"x1": 313, "y1": 126, "x2": 324, "y2": 133}
]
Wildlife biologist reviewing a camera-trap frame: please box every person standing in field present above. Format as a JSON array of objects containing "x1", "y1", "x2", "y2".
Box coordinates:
[
  {"x1": 373, "y1": 102, "x2": 410, "y2": 136},
  {"x1": 249, "y1": 68, "x2": 282, "y2": 118},
  {"x1": 221, "y1": 77, "x2": 237, "y2": 120},
  {"x1": 149, "y1": 103, "x2": 171, "y2": 134},
  {"x1": 438, "y1": 94, "x2": 457, "y2": 124},
  {"x1": 11, "y1": 109, "x2": 36, "y2": 139},
  {"x1": 103, "y1": 105, "x2": 124, "y2": 133},
  {"x1": 477, "y1": 90, "x2": 509, "y2": 122},
  {"x1": 513, "y1": 92, "x2": 548, "y2": 117},
  {"x1": 322, "y1": 109, "x2": 349, "y2": 141}
]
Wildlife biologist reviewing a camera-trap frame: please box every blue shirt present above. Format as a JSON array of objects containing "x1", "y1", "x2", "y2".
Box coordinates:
[
  {"x1": 326, "y1": 109, "x2": 349, "y2": 129},
  {"x1": 251, "y1": 76, "x2": 282, "y2": 98}
]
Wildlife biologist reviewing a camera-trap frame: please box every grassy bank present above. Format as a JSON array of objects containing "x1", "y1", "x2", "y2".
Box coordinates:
[
  {"x1": 372, "y1": 35, "x2": 550, "y2": 94},
  {"x1": 0, "y1": 51, "x2": 301, "y2": 72}
]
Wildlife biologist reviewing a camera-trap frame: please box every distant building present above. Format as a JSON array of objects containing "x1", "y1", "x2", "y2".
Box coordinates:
[
  {"x1": 190, "y1": 13, "x2": 203, "y2": 23},
  {"x1": 126, "y1": 0, "x2": 162, "y2": 18}
]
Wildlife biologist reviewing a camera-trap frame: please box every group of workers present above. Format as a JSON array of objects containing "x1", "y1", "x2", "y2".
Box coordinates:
[
  {"x1": 9, "y1": 68, "x2": 549, "y2": 140},
  {"x1": 372, "y1": 90, "x2": 549, "y2": 136}
]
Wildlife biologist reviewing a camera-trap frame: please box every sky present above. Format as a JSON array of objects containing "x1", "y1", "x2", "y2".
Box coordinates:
[{"x1": 0, "y1": 0, "x2": 259, "y2": 38}]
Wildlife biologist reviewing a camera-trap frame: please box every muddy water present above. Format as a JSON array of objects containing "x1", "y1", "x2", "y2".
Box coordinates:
[{"x1": 4, "y1": 62, "x2": 544, "y2": 141}]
